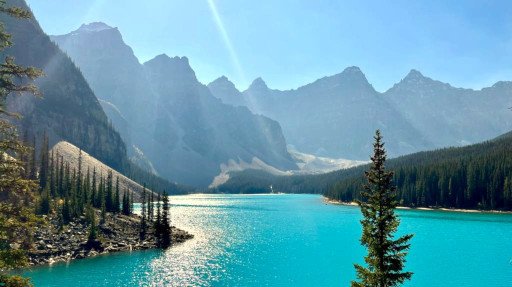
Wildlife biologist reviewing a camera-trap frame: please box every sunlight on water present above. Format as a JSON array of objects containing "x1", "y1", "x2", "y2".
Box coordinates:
[{"x1": 24, "y1": 194, "x2": 512, "y2": 287}]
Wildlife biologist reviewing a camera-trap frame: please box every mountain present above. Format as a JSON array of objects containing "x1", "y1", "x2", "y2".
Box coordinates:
[
  {"x1": 384, "y1": 69, "x2": 512, "y2": 147},
  {"x1": 209, "y1": 68, "x2": 512, "y2": 160},
  {"x1": 2, "y1": 1, "x2": 190, "y2": 196},
  {"x1": 142, "y1": 54, "x2": 296, "y2": 186},
  {"x1": 210, "y1": 67, "x2": 431, "y2": 159},
  {"x1": 50, "y1": 22, "x2": 158, "y2": 158},
  {"x1": 207, "y1": 76, "x2": 247, "y2": 107},
  {"x1": 218, "y1": 130, "x2": 512, "y2": 211},
  {"x1": 52, "y1": 25, "x2": 297, "y2": 187},
  {"x1": 2, "y1": 0, "x2": 125, "y2": 170}
]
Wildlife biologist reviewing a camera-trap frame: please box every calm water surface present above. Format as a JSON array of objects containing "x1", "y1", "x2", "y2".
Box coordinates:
[{"x1": 23, "y1": 194, "x2": 512, "y2": 286}]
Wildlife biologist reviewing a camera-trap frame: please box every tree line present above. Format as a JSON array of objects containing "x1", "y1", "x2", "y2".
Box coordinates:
[
  {"x1": 218, "y1": 131, "x2": 512, "y2": 211},
  {"x1": 325, "y1": 132, "x2": 512, "y2": 210}
]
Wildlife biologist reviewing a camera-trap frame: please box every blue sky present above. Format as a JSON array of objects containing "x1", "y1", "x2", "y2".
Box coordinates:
[{"x1": 26, "y1": 0, "x2": 512, "y2": 92}]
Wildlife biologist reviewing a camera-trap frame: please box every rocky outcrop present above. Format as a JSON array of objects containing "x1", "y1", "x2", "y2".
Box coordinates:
[{"x1": 28, "y1": 212, "x2": 193, "y2": 266}]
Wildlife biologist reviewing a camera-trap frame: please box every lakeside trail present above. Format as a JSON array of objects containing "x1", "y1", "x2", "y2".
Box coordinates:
[
  {"x1": 28, "y1": 211, "x2": 193, "y2": 267},
  {"x1": 323, "y1": 197, "x2": 512, "y2": 214}
]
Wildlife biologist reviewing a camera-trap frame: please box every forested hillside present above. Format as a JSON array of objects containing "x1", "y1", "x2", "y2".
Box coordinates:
[
  {"x1": 218, "y1": 131, "x2": 512, "y2": 210},
  {"x1": 1, "y1": 0, "x2": 191, "y2": 195}
]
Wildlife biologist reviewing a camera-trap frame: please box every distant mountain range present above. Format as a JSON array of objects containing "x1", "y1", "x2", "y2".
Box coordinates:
[
  {"x1": 208, "y1": 68, "x2": 512, "y2": 159},
  {"x1": 216, "y1": 130, "x2": 512, "y2": 212},
  {"x1": 48, "y1": 21, "x2": 512, "y2": 187},
  {"x1": 52, "y1": 23, "x2": 297, "y2": 187}
]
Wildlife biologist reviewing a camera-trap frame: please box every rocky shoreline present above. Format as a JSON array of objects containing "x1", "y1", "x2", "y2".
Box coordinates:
[{"x1": 28, "y1": 212, "x2": 193, "y2": 266}]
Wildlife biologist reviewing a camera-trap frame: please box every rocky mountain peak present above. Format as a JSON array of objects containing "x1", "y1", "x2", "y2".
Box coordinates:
[
  {"x1": 144, "y1": 54, "x2": 197, "y2": 82},
  {"x1": 248, "y1": 77, "x2": 268, "y2": 91},
  {"x1": 76, "y1": 22, "x2": 115, "y2": 33},
  {"x1": 209, "y1": 76, "x2": 239, "y2": 91}
]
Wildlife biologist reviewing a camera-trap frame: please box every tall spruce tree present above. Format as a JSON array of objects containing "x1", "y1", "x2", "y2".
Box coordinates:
[
  {"x1": 122, "y1": 188, "x2": 130, "y2": 215},
  {"x1": 352, "y1": 130, "x2": 413, "y2": 287},
  {"x1": 154, "y1": 191, "x2": 162, "y2": 246},
  {"x1": 161, "y1": 190, "x2": 171, "y2": 248},
  {"x1": 38, "y1": 133, "x2": 49, "y2": 190},
  {"x1": 91, "y1": 168, "x2": 97, "y2": 208},
  {"x1": 114, "y1": 176, "x2": 120, "y2": 213},
  {"x1": 140, "y1": 184, "x2": 147, "y2": 240}
]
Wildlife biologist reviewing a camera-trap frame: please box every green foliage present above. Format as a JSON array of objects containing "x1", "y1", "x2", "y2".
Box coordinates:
[
  {"x1": 85, "y1": 204, "x2": 97, "y2": 243},
  {"x1": 0, "y1": 274, "x2": 32, "y2": 287},
  {"x1": 352, "y1": 130, "x2": 413, "y2": 287},
  {"x1": 160, "y1": 190, "x2": 171, "y2": 248},
  {"x1": 221, "y1": 131, "x2": 512, "y2": 211},
  {"x1": 139, "y1": 185, "x2": 147, "y2": 240},
  {"x1": 0, "y1": 2, "x2": 41, "y2": 282}
]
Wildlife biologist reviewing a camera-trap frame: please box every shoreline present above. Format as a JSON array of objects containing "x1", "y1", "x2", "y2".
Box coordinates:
[
  {"x1": 27, "y1": 212, "x2": 193, "y2": 267},
  {"x1": 323, "y1": 197, "x2": 512, "y2": 214}
]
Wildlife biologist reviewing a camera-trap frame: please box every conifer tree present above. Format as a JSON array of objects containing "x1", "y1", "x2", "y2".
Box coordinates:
[
  {"x1": 85, "y1": 204, "x2": 97, "y2": 243},
  {"x1": 62, "y1": 196, "x2": 71, "y2": 224},
  {"x1": 49, "y1": 151, "x2": 55, "y2": 196},
  {"x1": 148, "y1": 191, "x2": 153, "y2": 222},
  {"x1": 100, "y1": 190, "x2": 106, "y2": 225},
  {"x1": 129, "y1": 191, "x2": 134, "y2": 214},
  {"x1": 84, "y1": 167, "x2": 90, "y2": 205},
  {"x1": 38, "y1": 133, "x2": 49, "y2": 190},
  {"x1": 0, "y1": 119, "x2": 40, "y2": 277},
  {"x1": 140, "y1": 185, "x2": 147, "y2": 240},
  {"x1": 114, "y1": 176, "x2": 120, "y2": 213},
  {"x1": 352, "y1": 130, "x2": 413, "y2": 287},
  {"x1": 106, "y1": 170, "x2": 113, "y2": 212},
  {"x1": 91, "y1": 168, "x2": 97, "y2": 208},
  {"x1": 38, "y1": 185, "x2": 50, "y2": 215},
  {"x1": 154, "y1": 191, "x2": 162, "y2": 246},
  {"x1": 76, "y1": 150, "x2": 83, "y2": 203},
  {"x1": 122, "y1": 188, "x2": 130, "y2": 215},
  {"x1": 161, "y1": 190, "x2": 171, "y2": 248},
  {"x1": 58, "y1": 155, "x2": 64, "y2": 197},
  {"x1": 29, "y1": 136, "x2": 37, "y2": 180},
  {"x1": 64, "y1": 162, "x2": 70, "y2": 197}
]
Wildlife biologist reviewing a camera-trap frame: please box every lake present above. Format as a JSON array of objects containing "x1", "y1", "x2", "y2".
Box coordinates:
[{"x1": 23, "y1": 194, "x2": 512, "y2": 286}]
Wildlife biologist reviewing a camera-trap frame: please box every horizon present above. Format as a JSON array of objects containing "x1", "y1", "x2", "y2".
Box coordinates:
[{"x1": 26, "y1": 0, "x2": 512, "y2": 92}]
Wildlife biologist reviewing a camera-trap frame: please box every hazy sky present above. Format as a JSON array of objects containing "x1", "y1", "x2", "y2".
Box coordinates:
[{"x1": 26, "y1": 0, "x2": 512, "y2": 92}]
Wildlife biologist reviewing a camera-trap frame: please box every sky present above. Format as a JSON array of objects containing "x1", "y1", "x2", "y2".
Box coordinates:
[{"x1": 26, "y1": 0, "x2": 512, "y2": 92}]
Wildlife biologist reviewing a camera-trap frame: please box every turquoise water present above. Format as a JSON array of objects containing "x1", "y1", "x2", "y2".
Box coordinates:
[{"x1": 23, "y1": 194, "x2": 512, "y2": 286}]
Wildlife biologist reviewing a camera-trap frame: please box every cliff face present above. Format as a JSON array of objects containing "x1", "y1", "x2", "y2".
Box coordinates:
[
  {"x1": 52, "y1": 24, "x2": 297, "y2": 187},
  {"x1": 2, "y1": 0, "x2": 126, "y2": 170}
]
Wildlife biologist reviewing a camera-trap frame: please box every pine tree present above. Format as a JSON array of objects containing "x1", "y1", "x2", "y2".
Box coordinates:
[
  {"x1": 140, "y1": 185, "x2": 147, "y2": 240},
  {"x1": 64, "y1": 162, "x2": 70, "y2": 197},
  {"x1": 114, "y1": 176, "x2": 120, "y2": 213},
  {"x1": 58, "y1": 155, "x2": 64, "y2": 197},
  {"x1": 91, "y1": 168, "x2": 97, "y2": 208},
  {"x1": 0, "y1": 7, "x2": 41, "y2": 266},
  {"x1": 148, "y1": 191, "x2": 153, "y2": 222},
  {"x1": 62, "y1": 196, "x2": 71, "y2": 224},
  {"x1": 105, "y1": 170, "x2": 113, "y2": 212},
  {"x1": 154, "y1": 191, "x2": 162, "y2": 246},
  {"x1": 122, "y1": 188, "x2": 130, "y2": 215},
  {"x1": 160, "y1": 190, "x2": 171, "y2": 248},
  {"x1": 84, "y1": 167, "x2": 90, "y2": 205},
  {"x1": 29, "y1": 136, "x2": 37, "y2": 180},
  {"x1": 85, "y1": 204, "x2": 97, "y2": 243},
  {"x1": 352, "y1": 130, "x2": 413, "y2": 287},
  {"x1": 38, "y1": 133, "x2": 49, "y2": 190},
  {"x1": 48, "y1": 151, "x2": 55, "y2": 196},
  {"x1": 38, "y1": 185, "x2": 50, "y2": 215},
  {"x1": 129, "y1": 191, "x2": 134, "y2": 214}
]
